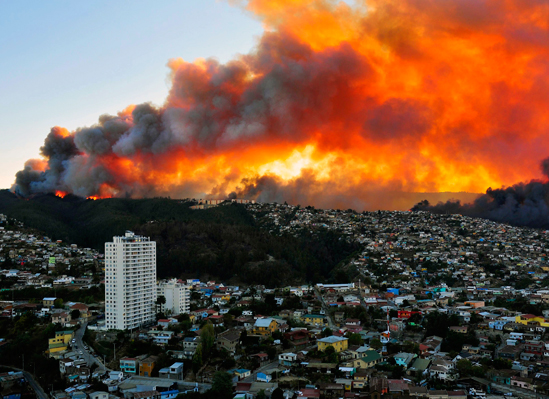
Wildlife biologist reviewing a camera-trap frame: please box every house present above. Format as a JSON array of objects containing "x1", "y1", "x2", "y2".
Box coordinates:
[
  {"x1": 283, "y1": 330, "x2": 309, "y2": 350},
  {"x1": 119, "y1": 357, "x2": 139, "y2": 374},
  {"x1": 47, "y1": 331, "x2": 74, "y2": 356},
  {"x1": 421, "y1": 335, "x2": 443, "y2": 353},
  {"x1": 279, "y1": 352, "x2": 298, "y2": 366},
  {"x1": 252, "y1": 318, "x2": 277, "y2": 336},
  {"x1": 139, "y1": 356, "x2": 158, "y2": 377},
  {"x1": 301, "y1": 314, "x2": 327, "y2": 326},
  {"x1": 168, "y1": 363, "x2": 184, "y2": 380},
  {"x1": 449, "y1": 326, "x2": 468, "y2": 334},
  {"x1": 429, "y1": 359, "x2": 455, "y2": 381},
  {"x1": 148, "y1": 330, "x2": 174, "y2": 345},
  {"x1": 70, "y1": 303, "x2": 90, "y2": 320},
  {"x1": 216, "y1": 329, "x2": 241, "y2": 354},
  {"x1": 109, "y1": 371, "x2": 123, "y2": 382},
  {"x1": 89, "y1": 392, "x2": 109, "y2": 399},
  {"x1": 408, "y1": 358, "x2": 431, "y2": 377},
  {"x1": 348, "y1": 350, "x2": 382, "y2": 369},
  {"x1": 59, "y1": 359, "x2": 73, "y2": 374},
  {"x1": 43, "y1": 297, "x2": 57, "y2": 307},
  {"x1": 229, "y1": 369, "x2": 251, "y2": 380},
  {"x1": 510, "y1": 375, "x2": 534, "y2": 390},
  {"x1": 131, "y1": 391, "x2": 161, "y2": 399},
  {"x1": 157, "y1": 318, "x2": 177, "y2": 329},
  {"x1": 318, "y1": 336, "x2": 348, "y2": 353},
  {"x1": 52, "y1": 312, "x2": 71, "y2": 325},
  {"x1": 393, "y1": 352, "x2": 415, "y2": 368},
  {"x1": 256, "y1": 372, "x2": 272, "y2": 383},
  {"x1": 182, "y1": 337, "x2": 201, "y2": 358}
]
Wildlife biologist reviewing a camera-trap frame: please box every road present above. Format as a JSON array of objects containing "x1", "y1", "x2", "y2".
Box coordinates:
[
  {"x1": 491, "y1": 382, "x2": 549, "y2": 399},
  {"x1": 313, "y1": 288, "x2": 336, "y2": 329},
  {"x1": 0, "y1": 365, "x2": 48, "y2": 399},
  {"x1": 23, "y1": 370, "x2": 48, "y2": 399},
  {"x1": 74, "y1": 322, "x2": 110, "y2": 371}
]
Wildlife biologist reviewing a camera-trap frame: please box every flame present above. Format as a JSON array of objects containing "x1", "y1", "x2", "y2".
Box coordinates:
[
  {"x1": 12, "y1": 0, "x2": 549, "y2": 210},
  {"x1": 55, "y1": 191, "x2": 67, "y2": 198}
]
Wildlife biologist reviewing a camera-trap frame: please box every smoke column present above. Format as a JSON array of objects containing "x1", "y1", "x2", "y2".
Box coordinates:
[
  {"x1": 12, "y1": 0, "x2": 549, "y2": 212},
  {"x1": 412, "y1": 157, "x2": 549, "y2": 228}
]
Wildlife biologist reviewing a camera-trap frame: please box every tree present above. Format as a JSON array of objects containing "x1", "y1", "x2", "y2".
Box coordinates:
[
  {"x1": 210, "y1": 371, "x2": 233, "y2": 399},
  {"x1": 200, "y1": 323, "x2": 215, "y2": 359},
  {"x1": 192, "y1": 344, "x2": 203, "y2": 374},
  {"x1": 347, "y1": 333, "x2": 362, "y2": 346},
  {"x1": 54, "y1": 298, "x2": 64, "y2": 308},
  {"x1": 324, "y1": 346, "x2": 339, "y2": 363},
  {"x1": 272, "y1": 388, "x2": 284, "y2": 399},
  {"x1": 322, "y1": 327, "x2": 333, "y2": 337},
  {"x1": 70, "y1": 309, "x2": 80, "y2": 320},
  {"x1": 456, "y1": 359, "x2": 473, "y2": 377},
  {"x1": 370, "y1": 338, "x2": 382, "y2": 350}
]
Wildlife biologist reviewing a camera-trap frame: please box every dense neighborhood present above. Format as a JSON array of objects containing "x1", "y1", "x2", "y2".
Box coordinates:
[{"x1": 3, "y1": 201, "x2": 549, "y2": 399}]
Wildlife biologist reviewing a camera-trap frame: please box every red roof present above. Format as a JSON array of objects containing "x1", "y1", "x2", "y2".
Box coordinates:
[
  {"x1": 70, "y1": 303, "x2": 88, "y2": 310},
  {"x1": 298, "y1": 389, "x2": 320, "y2": 398},
  {"x1": 235, "y1": 383, "x2": 251, "y2": 392}
]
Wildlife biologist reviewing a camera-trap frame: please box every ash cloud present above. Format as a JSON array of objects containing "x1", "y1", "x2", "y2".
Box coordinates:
[{"x1": 412, "y1": 157, "x2": 549, "y2": 228}]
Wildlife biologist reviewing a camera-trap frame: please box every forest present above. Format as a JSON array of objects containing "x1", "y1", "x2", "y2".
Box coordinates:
[{"x1": 0, "y1": 190, "x2": 361, "y2": 286}]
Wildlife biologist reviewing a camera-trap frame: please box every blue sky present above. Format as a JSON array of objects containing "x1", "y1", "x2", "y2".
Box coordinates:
[{"x1": 0, "y1": 0, "x2": 263, "y2": 189}]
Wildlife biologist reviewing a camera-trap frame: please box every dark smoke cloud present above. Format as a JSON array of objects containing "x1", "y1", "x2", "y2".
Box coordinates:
[{"x1": 412, "y1": 157, "x2": 549, "y2": 228}]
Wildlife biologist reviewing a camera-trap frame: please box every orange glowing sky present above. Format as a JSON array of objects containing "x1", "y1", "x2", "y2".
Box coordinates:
[{"x1": 12, "y1": 0, "x2": 549, "y2": 210}]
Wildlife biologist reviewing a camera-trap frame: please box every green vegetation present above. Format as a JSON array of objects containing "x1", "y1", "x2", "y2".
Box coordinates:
[
  {"x1": 0, "y1": 191, "x2": 361, "y2": 286},
  {"x1": 0, "y1": 314, "x2": 66, "y2": 390}
]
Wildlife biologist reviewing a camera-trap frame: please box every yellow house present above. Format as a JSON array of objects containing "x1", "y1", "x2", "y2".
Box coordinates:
[
  {"x1": 515, "y1": 314, "x2": 549, "y2": 328},
  {"x1": 46, "y1": 330, "x2": 74, "y2": 355},
  {"x1": 348, "y1": 350, "x2": 382, "y2": 369},
  {"x1": 318, "y1": 336, "x2": 348, "y2": 353},
  {"x1": 43, "y1": 297, "x2": 57, "y2": 307},
  {"x1": 252, "y1": 318, "x2": 277, "y2": 336},
  {"x1": 301, "y1": 314, "x2": 327, "y2": 326}
]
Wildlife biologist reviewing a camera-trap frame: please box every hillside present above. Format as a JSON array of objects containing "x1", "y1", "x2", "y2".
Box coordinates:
[{"x1": 0, "y1": 190, "x2": 360, "y2": 286}]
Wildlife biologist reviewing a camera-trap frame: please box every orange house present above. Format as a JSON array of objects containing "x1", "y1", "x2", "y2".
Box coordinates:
[{"x1": 139, "y1": 356, "x2": 158, "y2": 377}]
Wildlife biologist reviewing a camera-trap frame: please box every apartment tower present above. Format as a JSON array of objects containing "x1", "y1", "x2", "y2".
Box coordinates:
[
  {"x1": 105, "y1": 231, "x2": 156, "y2": 330},
  {"x1": 157, "y1": 279, "x2": 191, "y2": 316}
]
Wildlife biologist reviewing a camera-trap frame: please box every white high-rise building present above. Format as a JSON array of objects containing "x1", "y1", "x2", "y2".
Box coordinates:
[
  {"x1": 105, "y1": 231, "x2": 157, "y2": 330},
  {"x1": 157, "y1": 279, "x2": 191, "y2": 316}
]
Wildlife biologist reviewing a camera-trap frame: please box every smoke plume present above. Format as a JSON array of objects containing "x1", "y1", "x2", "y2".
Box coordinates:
[
  {"x1": 412, "y1": 158, "x2": 549, "y2": 228},
  {"x1": 11, "y1": 0, "x2": 549, "y2": 213}
]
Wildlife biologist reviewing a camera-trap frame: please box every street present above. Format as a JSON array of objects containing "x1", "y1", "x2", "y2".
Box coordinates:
[
  {"x1": 313, "y1": 287, "x2": 336, "y2": 329},
  {"x1": 74, "y1": 322, "x2": 110, "y2": 371},
  {"x1": 23, "y1": 370, "x2": 48, "y2": 399},
  {"x1": 0, "y1": 365, "x2": 48, "y2": 399}
]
